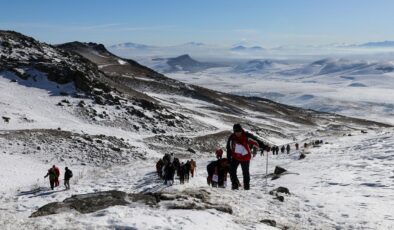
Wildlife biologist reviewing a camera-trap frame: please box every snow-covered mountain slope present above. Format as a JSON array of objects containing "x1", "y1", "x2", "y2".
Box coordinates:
[
  {"x1": 1, "y1": 128, "x2": 393, "y2": 229},
  {"x1": 147, "y1": 54, "x2": 225, "y2": 73},
  {"x1": 233, "y1": 60, "x2": 289, "y2": 73},
  {"x1": 165, "y1": 58, "x2": 394, "y2": 125},
  {"x1": 1, "y1": 31, "x2": 393, "y2": 229}
]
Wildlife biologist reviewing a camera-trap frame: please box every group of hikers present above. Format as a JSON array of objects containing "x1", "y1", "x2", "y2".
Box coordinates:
[
  {"x1": 208, "y1": 123, "x2": 266, "y2": 190},
  {"x1": 44, "y1": 165, "x2": 73, "y2": 190},
  {"x1": 43, "y1": 123, "x2": 321, "y2": 191},
  {"x1": 206, "y1": 124, "x2": 325, "y2": 190},
  {"x1": 156, "y1": 153, "x2": 197, "y2": 185},
  {"x1": 260, "y1": 144, "x2": 292, "y2": 156}
]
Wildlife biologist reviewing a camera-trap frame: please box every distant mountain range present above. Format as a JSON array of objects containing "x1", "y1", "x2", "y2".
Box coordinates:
[
  {"x1": 357, "y1": 41, "x2": 394, "y2": 47},
  {"x1": 230, "y1": 45, "x2": 264, "y2": 52},
  {"x1": 150, "y1": 54, "x2": 226, "y2": 73}
]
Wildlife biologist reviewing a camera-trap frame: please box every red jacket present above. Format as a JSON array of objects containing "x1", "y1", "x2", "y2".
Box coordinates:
[
  {"x1": 226, "y1": 131, "x2": 259, "y2": 162},
  {"x1": 54, "y1": 167, "x2": 60, "y2": 177}
]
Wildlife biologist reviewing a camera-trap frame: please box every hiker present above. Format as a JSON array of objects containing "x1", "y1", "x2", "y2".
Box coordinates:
[
  {"x1": 262, "y1": 146, "x2": 269, "y2": 156},
  {"x1": 164, "y1": 162, "x2": 175, "y2": 186},
  {"x1": 295, "y1": 143, "x2": 299, "y2": 150},
  {"x1": 44, "y1": 167, "x2": 57, "y2": 190},
  {"x1": 271, "y1": 146, "x2": 276, "y2": 155},
  {"x1": 170, "y1": 153, "x2": 175, "y2": 164},
  {"x1": 206, "y1": 149, "x2": 223, "y2": 187},
  {"x1": 156, "y1": 159, "x2": 164, "y2": 178},
  {"x1": 207, "y1": 149, "x2": 230, "y2": 188},
  {"x1": 173, "y1": 157, "x2": 181, "y2": 176},
  {"x1": 280, "y1": 146, "x2": 285, "y2": 154},
  {"x1": 286, "y1": 144, "x2": 290, "y2": 154},
  {"x1": 64, "y1": 167, "x2": 73, "y2": 190},
  {"x1": 184, "y1": 161, "x2": 191, "y2": 183},
  {"x1": 190, "y1": 159, "x2": 196, "y2": 177},
  {"x1": 179, "y1": 162, "x2": 186, "y2": 184},
  {"x1": 52, "y1": 165, "x2": 60, "y2": 187},
  {"x1": 227, "y1": 124, "x2": 265, "y2": 190}
]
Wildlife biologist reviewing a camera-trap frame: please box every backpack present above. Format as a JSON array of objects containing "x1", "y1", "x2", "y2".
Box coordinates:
[{"x1": 69, "y1": 170, "x2": 73, "y2": 178}]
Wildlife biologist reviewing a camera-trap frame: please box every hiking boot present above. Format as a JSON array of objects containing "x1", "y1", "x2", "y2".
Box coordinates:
[{"x1": 231, "y1": 186, "x2": 239, "y2": 190}]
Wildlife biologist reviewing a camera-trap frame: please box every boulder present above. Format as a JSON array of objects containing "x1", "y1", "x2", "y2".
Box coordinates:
[
  {"x1": 274, "y1": 195, "x2": 284, "y2": 202},
  {"x1": 260, "y1": 219, "x2": 276, "y2": 227},
  {"x1": 299, "y1": 153, "x2": 306, "y2": 160},
  {"x1": 274, "y1": 166, "x2": 287, "y2": 175},
  {"x1": 187, "y1": 148, "x2": 196, "y2": 154},
  {"x1": 30, "y1": 190, "x2": 158, "y2": 217}
]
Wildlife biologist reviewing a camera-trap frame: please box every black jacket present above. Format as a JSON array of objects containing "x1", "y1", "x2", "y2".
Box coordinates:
[{"x1": 64, "y1": 169, "x2": 73, "y2": 180}]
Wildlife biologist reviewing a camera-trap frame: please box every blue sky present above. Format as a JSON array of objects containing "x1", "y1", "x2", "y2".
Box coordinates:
[{"x1": 1, "y1": 0, "x2": 394, "y2": 47}]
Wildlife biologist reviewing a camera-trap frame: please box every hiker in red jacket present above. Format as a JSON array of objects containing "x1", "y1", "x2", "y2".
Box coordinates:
[
  {"x1": 44, "y1": 167, "x2": 57, "y2": 190},
  {"x1": 226, "y1": 124, "x2": 265, "y2": 190},
  {"x1": 53, "y1": 165, "x2": 60, "y2": 187}
]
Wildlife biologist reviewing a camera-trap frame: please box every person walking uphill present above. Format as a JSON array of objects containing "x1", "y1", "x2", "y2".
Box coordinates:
[
  {"x1": 44, "y1": 167, "x2": 57, "y2": 190},
  {"x1": 227, "y1": 123, "x2": 265, "y2": 190},
  {"x1": 53, "y1": 165, "x2": 60, "y2": 187},
  {"x1": 64, "y1": 167, "x2": 73, "y2": 190}
]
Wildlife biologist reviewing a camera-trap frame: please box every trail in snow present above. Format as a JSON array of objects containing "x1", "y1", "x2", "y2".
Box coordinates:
[{"x1": 0, "y1": 129, "x2": 393, "y2": 229}]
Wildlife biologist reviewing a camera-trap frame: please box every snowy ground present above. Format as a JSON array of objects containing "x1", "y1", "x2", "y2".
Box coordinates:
[
  {"x1": 1, "y1": 57, "x2": 394, "y2": 229},
  {"x1": 0, "y1": 128, "x2": 393, "y2": 229}
]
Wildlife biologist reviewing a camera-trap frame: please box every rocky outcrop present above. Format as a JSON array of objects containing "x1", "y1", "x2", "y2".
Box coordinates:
[
  {"x1": 30, "y1": 190, "x2": 158, "y2": 217},
  {"x1": 30, "y1": 189, "x2": 232, "y2": 217}
]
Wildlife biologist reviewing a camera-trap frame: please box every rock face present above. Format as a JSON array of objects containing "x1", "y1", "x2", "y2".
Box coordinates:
[
  {"x1": 0, "y1": 31, "x2": 106, "y2": 93},
  {"x1": 30, "y1": 190, "x2": 158, "y2": 217},
  {"x1": 30, "y1": 189, "x2": 232, "y2": 217}
]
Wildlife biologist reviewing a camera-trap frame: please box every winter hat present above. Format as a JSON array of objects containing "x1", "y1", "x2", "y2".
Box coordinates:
[{"x1": 233, "y1": 123, "x2": 243, "y2": 132}]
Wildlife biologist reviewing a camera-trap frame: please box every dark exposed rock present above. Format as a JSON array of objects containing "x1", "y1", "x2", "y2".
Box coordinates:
[
  {"x1": 2, "y1": 116, "x2": 10, "y2": 123},
  {"x1": 166, "y1": 202, "x2": 232, "y2": 214},
  {"x1": 30, "y1": 190, "x2": 158, "y2": 217},
  {"x1": 299, "y1": 153, "x2": 306, "y2": 160},
  {"x1": 111, "y1": 147, "x2": 121, "y2": 152},
  {"x1": 276, "y1": 187, "x2": 290, "y2": 194},
  {"x1": 94, "y1": 96, "x2": 106, "y2": 105},
  {"x1": 78, "y1": 100, "x2": 85, "y2": 107},
  {"x1": 274, "y1": 166, "x2": 287, "y2": 175},
  {"x1": 187, "y1": 148, "x2": 196, "y2": 154},
  {"x1": 274, "y1": 195, "x2": 284, "y2": 202},
  {"x1": 260, "y1": 219, "x2": 276, "y2": 227},
  {"x1": 269, "y1": 187, "x2": 290, "y2": 195},
  {"x1": 31, "y1": 189, "x2": 231, "y2": 217}
]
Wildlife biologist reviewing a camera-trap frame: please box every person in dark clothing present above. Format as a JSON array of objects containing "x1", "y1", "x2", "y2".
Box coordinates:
[
  {"x1": 280, "y1": 146, "x2": 285, "y2": 154},
  {"x1": 64, "y1": 167, "x2": 73, "y2": 190},
  {"x1": 179, "y1": 162, "x2": 186, "y2": 184},
  {"x1": 227, "y1": 124, "x2": 265, "y2": 190},
  {"x1": 295, "y1": 143, "x2": 299, "y2": 150},
  {"x1": 44, "y1": 167, "x2": 57, "y2": 190},
  {"x1": 286, "y1": 144, "x2": 291, "y2": 154},
  {"x1": 164, "y1": 163, "x2": 175, "y2": 186},
  {"x1": 271, "y1": 146, "x2": 276, "y2": 155},
  {"x1": 275, "y1": 146, "x2": 280, "y2": 155},
  {"x1": 207, "y1": 149, "x2": 230, "y2": 188}
]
